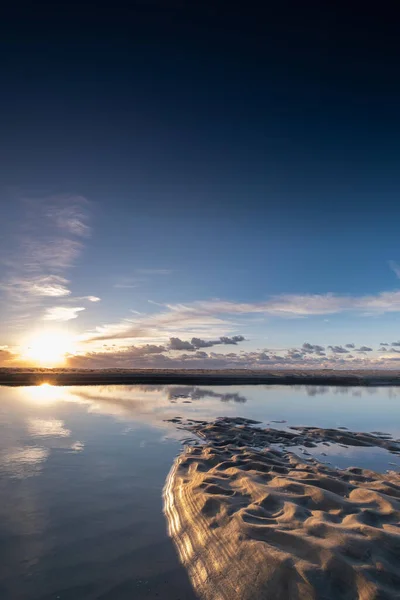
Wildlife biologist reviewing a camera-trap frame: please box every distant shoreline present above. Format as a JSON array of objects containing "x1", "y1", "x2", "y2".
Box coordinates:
[{"x1": 1, "y1": 368, "x2": 400, "y2": 387}]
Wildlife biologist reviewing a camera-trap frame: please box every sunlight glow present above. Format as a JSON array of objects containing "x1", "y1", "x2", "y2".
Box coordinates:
[
  {"x1": 22, "y1": 332, "x2": 75, "y2": 366},
  {"x1": 22, "y1": 383, "x2": 66, "y2": 405}
]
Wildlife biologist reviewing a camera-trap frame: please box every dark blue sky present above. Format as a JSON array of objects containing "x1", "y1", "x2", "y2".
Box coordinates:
[{"x1": 2, "y1": 2, "x2": 400, "y2": 368}]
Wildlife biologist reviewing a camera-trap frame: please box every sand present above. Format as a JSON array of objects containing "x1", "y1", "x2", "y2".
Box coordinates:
[
  {"x1": 173, "y1": 417, "x2": 400, "y2": 456},
  {"x1": 164, "y1": 418, "x2": 400, "y2": 600},
  {"x1": 2, "y1": 367, "x2": 400, "y2": 386}
]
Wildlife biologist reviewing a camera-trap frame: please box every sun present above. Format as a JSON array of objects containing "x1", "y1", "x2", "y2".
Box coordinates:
[{"x1": 22, "y1": 332, "x2": 75, "y2": 366}]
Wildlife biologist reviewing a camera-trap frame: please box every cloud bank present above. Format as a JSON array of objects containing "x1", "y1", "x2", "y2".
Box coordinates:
[{"x1": 61, "y1": 338, "x2": 400, "y2": 371}]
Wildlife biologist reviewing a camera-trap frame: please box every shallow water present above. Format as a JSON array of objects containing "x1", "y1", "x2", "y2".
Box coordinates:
[{"x1": 0, "y1": 383, "x2": 399, "y2": 599}]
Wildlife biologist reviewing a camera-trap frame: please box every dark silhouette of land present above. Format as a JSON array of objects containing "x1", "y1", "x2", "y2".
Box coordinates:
[{"x1": 1, "y1": 368, "x2": 400, "y2": 387}]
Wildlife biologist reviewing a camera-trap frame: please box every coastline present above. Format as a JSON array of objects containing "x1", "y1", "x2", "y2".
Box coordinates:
[{"x1": 1, "y1": 368, "x2": 400, "y2": 387}]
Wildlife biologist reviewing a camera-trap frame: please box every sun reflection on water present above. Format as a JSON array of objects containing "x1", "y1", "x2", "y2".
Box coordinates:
[{"x1": 21, "y1": 383, "x2": 67, "y2": 405}]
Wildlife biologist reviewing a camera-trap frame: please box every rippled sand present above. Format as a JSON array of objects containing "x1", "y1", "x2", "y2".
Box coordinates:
[{"x1": 164, "y1": 419, "x2": 400, "y2": 600}]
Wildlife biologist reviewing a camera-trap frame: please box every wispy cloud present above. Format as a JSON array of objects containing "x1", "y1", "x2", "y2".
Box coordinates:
[
  {"x1": 389, "y1": 260, "x2": 400, "y2": 279},
  {"x1": 44, "y1": 196, "x2": 91, "y2": 237},
  {"x1": 113, "y1": 278, "x2": 142, "y2": 289},
  {"x1": 184, "y1": 291, "x2": 400, "y2": 317},
  {"x1": 84, "y1": 289, "x2": 400, "y2": 343},
  {"x1": 79, "y1": 296, "x2": 100, "y2": 303},
  {"x1": 0, "y1": 275, "x2": 71, "y2": 299},
  {"x1": 0, "y1": 194, "x2": 98, "y2": 332},
  {"x1": 43, "y1": 306, "x2": 85, "y2": 321},
  {"x1": 84, "y1": 307, "x2": 231, "y2": 342}
]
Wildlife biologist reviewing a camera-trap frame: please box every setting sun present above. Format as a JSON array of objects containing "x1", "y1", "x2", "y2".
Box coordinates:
[{"x1": 22, "y1": 332, "x2": 75, "y2": 366}]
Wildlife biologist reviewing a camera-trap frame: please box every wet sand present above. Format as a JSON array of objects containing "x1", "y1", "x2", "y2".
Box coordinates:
[
  {"x1": 164, "y1": 418, "x2": 400, "y2": 600},
  {"x1": 2, "y1": 368, "x2": 400, "y2": 386}
]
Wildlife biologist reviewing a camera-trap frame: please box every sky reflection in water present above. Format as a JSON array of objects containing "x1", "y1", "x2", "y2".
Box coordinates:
[{"x1": 0, "y1": 383, "x2": 399, "y2": 599}]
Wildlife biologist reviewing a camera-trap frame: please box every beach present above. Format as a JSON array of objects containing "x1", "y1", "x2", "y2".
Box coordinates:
[{"x1": 164, "y1": 417, "x2": 400, "y2": 600}]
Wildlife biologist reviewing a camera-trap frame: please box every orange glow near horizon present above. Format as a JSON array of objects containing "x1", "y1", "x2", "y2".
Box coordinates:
[{"x1": 21, "y1": 332, "x2": 76, "y2": 366}]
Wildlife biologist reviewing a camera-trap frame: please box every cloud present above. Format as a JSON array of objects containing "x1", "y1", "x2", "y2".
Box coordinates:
[
  {"x1": 380, "y1": 342, "x2": 389, "y2": 346},
  {"x1": 190, "y1": 337, "x2": 216, "y2": 349},
  {"x1": 391, "y1": 341, "x2": 400, "y2": 347},
  {"x1": 113, "y1": 276, "x2": 144, "y2": 289},
  {"x1": 328, "y1": 345, "x2": 349, "y2": 354},
  {"x1": 0, "y1": 347, "x2": 17, "y2": 366},
  {"x1": 44, "y1": 195, "x2": 91, "y2": 237},
  {"x1": 85, "y1": 289, "x2": 400, "y2": 343},
  {"x1": 282, "y1": 343, "x2": 327, "y2": 360},
  {"x1": 0, "y1": 275, "x2": 71, "y2": 299},
  {"x1": 287, "y1": 351, "x2": 304, "y2": 359},
  {"x1": 389, "y1": 260, "x2": 400, "y2": 279},
  {"x1": 65, "y1": 343, "x2": 388, "y2": 370},
  {"x1": 302, "y1": 343, "x2": 325, "y2": 353},
  {"x1": 3, "y1": 195, "x2": 90, "y2": 274},
  {"x1": 43, "y1": 306, "x2": 85, "y2": 321},
  {"x1": 112, "y1": 270, "x2": 171, "y2": 289},
  {"x1": 169, "y1": 337, "x2": 195, "y2": 351},
  {"x1": 345, "y1": 343, "x2": 355, "y2": 348},
  {"x1": 85, "y1": 308, "x2": 233, "y2": 343},
  {"x1": 219, "y1": 335, "x2": 245, "y2": 345},
  {"x1": 18, "y1": 237, "x2": 84, "y2": 272},
  {"x1": 174, "y1": 291, "x2": 400, "y2": 318},
  {"x1": 106, "y1": 344, "x2": 166, "y2": 356},
  {"x1": 0, "y1": 194, "x2": 100, "y2": 334},
  {"x1": 356, "y1": 346, "x2": 373, "y2": 352},
  {"x1": 67, "y1": 343, "x2": 166, "y2": 368},
  {"x1": 169, "y1": 335, "x2": 246, "y2": 351}
]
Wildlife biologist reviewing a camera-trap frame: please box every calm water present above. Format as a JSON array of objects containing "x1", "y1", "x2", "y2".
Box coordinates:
[{"x1": 0, "y1": 384, "x2": 399, "y2": 599}]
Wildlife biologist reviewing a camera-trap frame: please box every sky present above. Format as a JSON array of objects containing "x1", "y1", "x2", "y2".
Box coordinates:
[{"x1": 1, "y1": 2, "x2": 400, "y2": 369}]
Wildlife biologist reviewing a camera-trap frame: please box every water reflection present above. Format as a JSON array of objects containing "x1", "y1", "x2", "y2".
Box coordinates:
[
  {"x1": 27, "y1": 418, "x2": 71, "y2": 438},
  {"x1": 23, "y1": 382, "x2": 69, "y2": 405},
  {"x1": 167, "y1": 385, "x2": 247, "y2": 403},
  {"x1": 0, "y1": 446, "x2": 49, "y2": 478},
  {"x1": 10, "y1": 382, "x2": 400, "y2": 442},
  {"x1": 0, "y1": 382, "x2": 400, "y2": 599},
  {"x1": 3, "y1": 381, "x2": 400, "y2": 471},
  {"x1": 0, "y1": 384, "x2": 198, "y2": 600}
]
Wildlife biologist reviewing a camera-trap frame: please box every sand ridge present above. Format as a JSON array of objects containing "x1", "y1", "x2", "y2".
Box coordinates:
[
  {"x1": 169, "y1": 416, "x2": 400, "y2": 455},
  {"x1": 164, "y1": 418, "x2": 400, "y2": 600}
]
